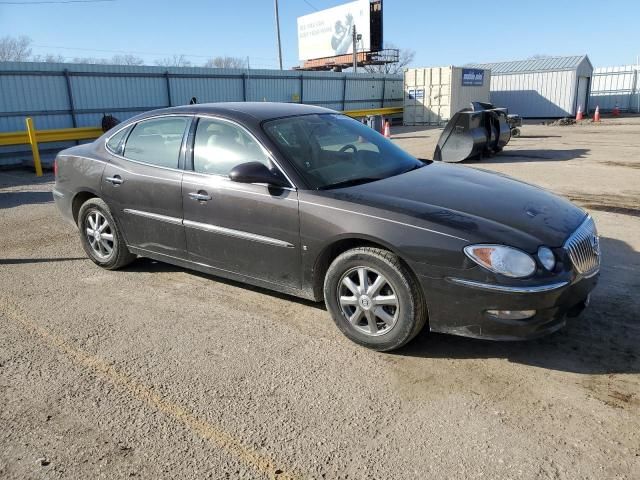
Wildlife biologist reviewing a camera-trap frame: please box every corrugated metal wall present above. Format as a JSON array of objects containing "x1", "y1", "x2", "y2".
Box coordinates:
[
  {"x1": 489, "y1": 70, "x2": 577, "y2": 118},
  {"x1": 590, "y1": 65, "x2": 640, "y2": 113},
  {"x1": 466, "y1": 56, "x2": 594, "y2": 118},
  {"x1": 0, "y1": 61, "x2": 402, "y2": 166}
]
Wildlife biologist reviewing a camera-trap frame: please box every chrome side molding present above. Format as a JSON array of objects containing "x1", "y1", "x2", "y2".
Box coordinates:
[
  {"x1": 446, "y1": 277, "x2": 569, "y2": 293},
  {"x1": 183, "y1": 219, "x2": 294, "y2": 248},
  {"x1": 123, "y1": 208, "x2": 183, "y2": 226},
  {"x1": 123, "y1": 209, "x2": 293, "y2": 248}
]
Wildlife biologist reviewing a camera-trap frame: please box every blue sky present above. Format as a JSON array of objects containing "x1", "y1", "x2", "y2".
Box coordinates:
[{"x1": 0, "y1": 0, "x2": 638, "y2": 69}]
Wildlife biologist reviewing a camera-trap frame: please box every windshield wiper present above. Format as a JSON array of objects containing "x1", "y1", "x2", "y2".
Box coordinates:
[{"x1": 319, "y1": 177, "x2": 381, "y2": 190}]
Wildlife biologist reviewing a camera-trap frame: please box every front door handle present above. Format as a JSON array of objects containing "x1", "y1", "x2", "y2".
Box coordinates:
[
  {"x1": 105, "y1": 175, "x2": 124, "y2": 185},
  {"x1": 188, "y1": 191, "x2": 212, "y2": 202}
]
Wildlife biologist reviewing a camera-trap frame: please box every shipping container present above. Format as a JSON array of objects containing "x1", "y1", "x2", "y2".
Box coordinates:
[{"x1": 403, "y1": 66, "x2": 491, "y2": 126}]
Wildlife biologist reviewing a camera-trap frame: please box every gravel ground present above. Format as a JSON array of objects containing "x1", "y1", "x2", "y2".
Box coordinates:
[{"x1": 1, "y1": 117, "x2": 639, "y2": 479}]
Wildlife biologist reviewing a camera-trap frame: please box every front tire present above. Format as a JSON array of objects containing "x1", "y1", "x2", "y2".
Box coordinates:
[
  {"x1": 77, "y1": 197, "x2": 135, "y2": 270},
  {"x1": 324, "y1": 247, "x2": 427, "y2": 351}
]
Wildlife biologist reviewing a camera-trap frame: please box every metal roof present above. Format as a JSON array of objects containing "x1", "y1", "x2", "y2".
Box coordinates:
[{"x1": 467, "y1": 55, "x2": 592, "y2": 74}]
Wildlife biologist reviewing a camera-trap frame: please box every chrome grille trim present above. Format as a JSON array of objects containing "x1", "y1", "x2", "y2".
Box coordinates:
[{"x1": 564, "y1": 215, "x2": 600, "y2": 276}]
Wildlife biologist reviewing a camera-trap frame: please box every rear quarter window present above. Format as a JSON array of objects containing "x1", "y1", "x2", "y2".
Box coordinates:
[{"x1": 105, "y1": 127, "x2": 130, "y2": 155}]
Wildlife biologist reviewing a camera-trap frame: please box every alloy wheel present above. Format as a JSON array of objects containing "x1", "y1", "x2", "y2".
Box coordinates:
[
  {"x1": 337, "y1": 267, "x2": 399, "y2": 336},
  {"x1": 85, "y1": 210, "x2": 115, "y2": 260}
]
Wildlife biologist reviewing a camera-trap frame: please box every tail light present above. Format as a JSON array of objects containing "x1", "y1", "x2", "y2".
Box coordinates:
[{"x1": 54, "y1": 157, "x2": 58, "y2": 177}]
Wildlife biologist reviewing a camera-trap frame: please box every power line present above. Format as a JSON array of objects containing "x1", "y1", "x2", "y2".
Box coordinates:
[
  {"x1": 302, "y1": 0, "x2": 318, "y2": 11},
  {"x1": 0, "y1": 0, "x2": 114, "y2": 4}
]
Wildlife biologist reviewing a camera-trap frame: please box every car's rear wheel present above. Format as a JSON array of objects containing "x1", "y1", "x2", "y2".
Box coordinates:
[
  {"x1": 324, "y1": 247, "x2": 427, "y2": 351},
  {"x1": 77, "y1": 197, "x2": 135, "y2": 270}
]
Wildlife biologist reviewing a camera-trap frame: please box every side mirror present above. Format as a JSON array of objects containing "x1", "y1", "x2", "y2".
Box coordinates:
[{"x1": 229, "y1": 161, "x2": 290, "y2": 188}]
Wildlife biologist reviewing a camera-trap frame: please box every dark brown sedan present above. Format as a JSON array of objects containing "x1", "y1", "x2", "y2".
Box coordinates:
[{"x1": 53, "y1": 103, "x2": 600, "y2": 351}]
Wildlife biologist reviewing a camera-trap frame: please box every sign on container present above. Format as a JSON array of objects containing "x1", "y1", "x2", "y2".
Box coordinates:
[{"x1": 462, "y1": 68, "x2": 484, "y2": 86}]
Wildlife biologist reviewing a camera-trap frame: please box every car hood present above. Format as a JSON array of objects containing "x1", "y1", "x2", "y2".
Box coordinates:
[{"x1": 323, "y1": 162, "x2": 586, "y2": 251}]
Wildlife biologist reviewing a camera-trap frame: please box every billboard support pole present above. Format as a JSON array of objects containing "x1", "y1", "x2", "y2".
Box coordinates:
[
  {"x1": 274, "y1": 0, "x2": 283, "y2": 70},
  {"x1": 352, "y1": 25, "x2": 358, "y2": 74}
]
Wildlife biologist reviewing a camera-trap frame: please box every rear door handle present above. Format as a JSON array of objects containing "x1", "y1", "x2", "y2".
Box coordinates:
[
  {"x1": 188, "y1": 191, "x2": 212, "y2": 201},
  {"x1": 105, "y1": 175, "x2": 124, "y2": 185}
]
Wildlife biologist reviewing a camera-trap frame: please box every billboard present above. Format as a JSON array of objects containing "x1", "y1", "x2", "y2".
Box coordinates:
[{"x1": 297, "y1": 0, "x2": 371, "y2": 61}]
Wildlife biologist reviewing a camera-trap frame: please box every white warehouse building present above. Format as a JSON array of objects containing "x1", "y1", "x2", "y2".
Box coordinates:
[{"x1": 467, "y1": 55, "x2": 593, "y2": 118}]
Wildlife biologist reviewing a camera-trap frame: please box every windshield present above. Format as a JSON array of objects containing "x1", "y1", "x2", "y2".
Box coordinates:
[{"x1": 263, "y1": 113, "x2": 424, "y2": 190}]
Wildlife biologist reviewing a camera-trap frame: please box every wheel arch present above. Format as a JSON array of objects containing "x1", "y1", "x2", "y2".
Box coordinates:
[
  {"x1": 71, "y1": 189, "x2": 101, "y2": 224},
  {"x1": 311, "y1": 234, "x2": 420, "y2": 302}
]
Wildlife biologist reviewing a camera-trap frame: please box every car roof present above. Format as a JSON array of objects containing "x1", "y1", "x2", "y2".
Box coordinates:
[{"x1": 145, "y1": 102, "x2": 336, "y2": 122}]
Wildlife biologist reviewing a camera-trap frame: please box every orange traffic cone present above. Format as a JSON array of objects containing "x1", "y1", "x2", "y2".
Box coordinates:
[
  {"x1": 383, "y1": 120, "x2": 391, "y2": 138},
  {"x1": 593, "y1": 105, "x2": 601, "y2": 122},
  {"x1": 576, "y1": 104, "x2": 583, "y2": 121},
  {"x1": 612, "y1": 104, "x2": 620, "y2": 116}
]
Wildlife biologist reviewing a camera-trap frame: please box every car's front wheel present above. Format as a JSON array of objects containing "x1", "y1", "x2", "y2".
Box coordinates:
[
  {"x1": 77, "y1": 197, "x2": 135, "y2": 270},
  {"x1": 324, "y1": 247, "x2": 427, "y2": 351}
]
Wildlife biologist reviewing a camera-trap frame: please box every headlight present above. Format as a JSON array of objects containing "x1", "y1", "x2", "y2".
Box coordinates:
[
  {"x1": 464, "y1": 244, "x2": 536, "y2": 278},
  {"x1": 537, "y1": 246, "x2": 556, "y2": 271}
]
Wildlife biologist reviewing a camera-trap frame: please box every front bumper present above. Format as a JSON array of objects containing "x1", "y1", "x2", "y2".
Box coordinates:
[{"x1": 418, "y1": 271, "x2": 599, "y2": 340}]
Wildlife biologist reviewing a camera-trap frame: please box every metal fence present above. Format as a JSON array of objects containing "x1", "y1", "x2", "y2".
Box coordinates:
[
  {"x1": 589, "y1": 65, "x2": 640, "y2": 113},
  {"x1": 0, "y1": 61, "x2": 402, "y2": 166}
]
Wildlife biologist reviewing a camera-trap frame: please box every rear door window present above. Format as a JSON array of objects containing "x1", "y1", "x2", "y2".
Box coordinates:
[{"x1": 123, "y1": 117, "x2": 189, "y2": 169}]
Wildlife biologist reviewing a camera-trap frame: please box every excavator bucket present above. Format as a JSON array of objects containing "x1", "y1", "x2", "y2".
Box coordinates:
[{"x1": 433, "y1": 102, "x2": 512, "y2": 163}]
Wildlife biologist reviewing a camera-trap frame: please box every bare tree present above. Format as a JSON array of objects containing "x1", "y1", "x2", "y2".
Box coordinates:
[
  {"x1": 155, "y1": 54, "x2": 192, "y2": 67},
  {"x1": 71, "y1": 57, "x2": 111, "y2": 64},
  {"x1": 0, "y1": 35, "x2": 33, "y2": 62},
  {"x1": 204, "y1": 56, "x2": 246, "y2": 69},
  {"x1": 362, "y1": 43, "x2": 415, "y2": 74},
  {"x1": 31, "y1": 53, "x2": 66, "y2": 63},
  {"x1": 111, "y1": 54, "x2": 144, "y2": 66}
]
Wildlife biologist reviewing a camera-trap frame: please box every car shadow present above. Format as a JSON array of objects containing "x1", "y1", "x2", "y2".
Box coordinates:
[
  {"x1": 0, "y1": 191, "x2": 53, "y2": 209},
  {"x1": 125, "y1": 258, "x2": 326, "y2": 310},
  {"x1": 395, "y1": 236, "x2": 640, "y2": 375},
  {"x1": 0, "y1": 170, "x2": 54, "y2": 209},
  {"x1": 467, "y1": 148, "x2": 590, "y2": 164},
  {"x1": 0, "y1": 170, "x2": 53, "y2": 187},
  {"x1": 0, "y1": 257, "x2": 86, "y2": 265}
]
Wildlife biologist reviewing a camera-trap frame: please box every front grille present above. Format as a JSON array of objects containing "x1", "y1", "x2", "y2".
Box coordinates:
[{"x1": 564, "y1": 216, "x2": 600, "y2": 276}]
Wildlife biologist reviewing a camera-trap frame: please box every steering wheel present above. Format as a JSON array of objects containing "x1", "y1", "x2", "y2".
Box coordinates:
[{"x1": 339, "y1": 144, "x2": 358, "y2": 154}]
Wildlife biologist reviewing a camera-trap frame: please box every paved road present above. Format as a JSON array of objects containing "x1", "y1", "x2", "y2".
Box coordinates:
[{"x1": 1, "y1": 119, "x2": 639, "y2": 479}]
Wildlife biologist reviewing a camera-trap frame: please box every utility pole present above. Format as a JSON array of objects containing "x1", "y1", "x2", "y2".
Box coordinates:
[
  {"x1": 274, "y1": 0, "x2": 283, "y2": 70},
  {"x1": 352, "y1": 26, "x2": 362, "y2": 74}
]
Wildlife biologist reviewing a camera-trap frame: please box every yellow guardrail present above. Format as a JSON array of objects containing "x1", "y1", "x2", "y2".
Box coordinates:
[
  {"x1": 0, "y1": 120, "x2": 103, "y2": 176},
  {"x1": 342, "y1": 107, "x2": 403, "y2": 118}
]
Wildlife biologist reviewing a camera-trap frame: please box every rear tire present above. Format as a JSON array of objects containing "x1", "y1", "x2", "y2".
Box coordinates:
[
  {"x1": 77, "y1": 197, "x2": 135, "y2": 270},
  {"x1": 324, "y1": 247, "x2": 427, "y2": 351}
]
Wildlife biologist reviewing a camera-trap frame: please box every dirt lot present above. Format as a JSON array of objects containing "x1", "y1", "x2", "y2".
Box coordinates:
[{"x1": 1, "y1": 117, "x2": 639, "y2": 479}]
